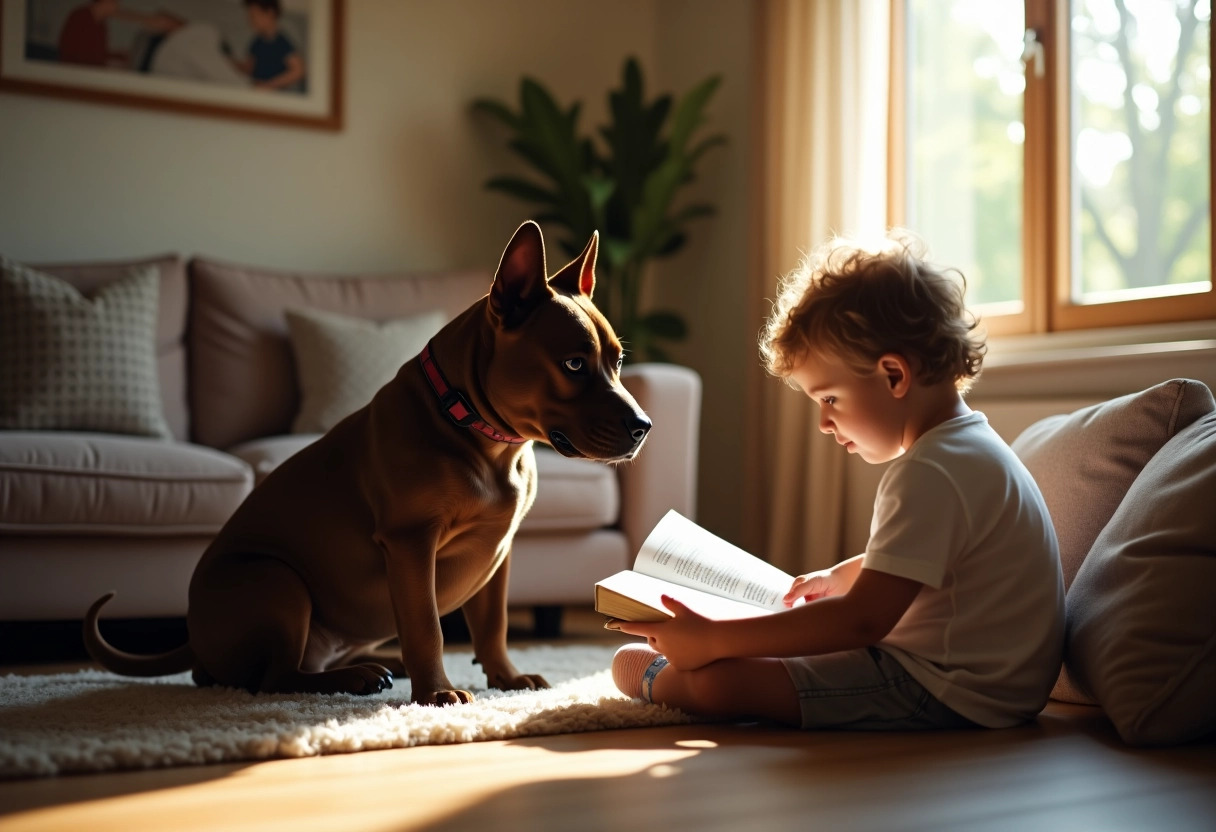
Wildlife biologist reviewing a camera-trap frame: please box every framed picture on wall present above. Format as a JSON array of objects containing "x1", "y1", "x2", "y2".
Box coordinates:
[{"x1": 0, "y1": 0, "x2": 343, "y2": 130}]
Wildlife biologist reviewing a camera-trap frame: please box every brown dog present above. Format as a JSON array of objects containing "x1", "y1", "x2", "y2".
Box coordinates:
[{"x1": 83, "y1": 220, "x2": 651, "y2": 705}]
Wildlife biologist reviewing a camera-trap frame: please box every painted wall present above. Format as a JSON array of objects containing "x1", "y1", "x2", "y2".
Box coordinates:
[
  {"x1": 0, "y1": 0, "x2": 756, "y2": 545},
  {"x1": 651, "y1": 0, "x2": 753, "y2": 547}
]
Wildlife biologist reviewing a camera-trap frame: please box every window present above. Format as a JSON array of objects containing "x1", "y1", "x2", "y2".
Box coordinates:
[{"x1": 891, "y1": 0, "x2": 1214, "y2": 336}]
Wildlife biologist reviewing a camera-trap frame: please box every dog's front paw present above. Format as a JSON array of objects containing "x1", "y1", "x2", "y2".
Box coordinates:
[
  {"x1": 414, "y1": 688, "x2": 475, "y2": 706},
  {"x1": 491, "y1": 672, "x2": 550, "y2": 692}
]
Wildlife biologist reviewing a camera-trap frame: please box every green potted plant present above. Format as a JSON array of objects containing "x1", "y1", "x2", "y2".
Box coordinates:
[{"x1": 472, "y1": 57, "x2": 725, "y2": 362}]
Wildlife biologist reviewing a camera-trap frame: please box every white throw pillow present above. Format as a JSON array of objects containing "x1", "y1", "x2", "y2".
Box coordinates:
[
  {"x1": 285, "y1": 306, "x2": 446, "y2": 434},
  {"x1": 0, "y1": 256, "x2": 171, "y2": 438}
]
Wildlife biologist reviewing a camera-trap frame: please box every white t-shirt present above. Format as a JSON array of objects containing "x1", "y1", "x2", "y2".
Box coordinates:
[{"x1": 863, "y1": 411, "x2": 1064, "y2": 728}]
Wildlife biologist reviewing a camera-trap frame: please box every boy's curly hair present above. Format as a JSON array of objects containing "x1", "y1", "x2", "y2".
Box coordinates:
[{"x1": 759, "y1": 230, "x2": 986, "y2": 393}]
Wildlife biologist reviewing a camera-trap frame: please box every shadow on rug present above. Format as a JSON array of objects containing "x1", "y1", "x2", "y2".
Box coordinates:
[{"x1": 0, "y1": 644, "x2": 691, "y2": 779}]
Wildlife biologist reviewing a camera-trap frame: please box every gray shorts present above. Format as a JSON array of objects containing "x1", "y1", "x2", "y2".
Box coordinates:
[{"x1": 780, "y1": 647, "x2": 979, "y2": 731}]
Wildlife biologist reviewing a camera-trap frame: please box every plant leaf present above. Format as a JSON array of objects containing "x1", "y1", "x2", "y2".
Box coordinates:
[
  {"x1": 471, "y1": 98, "x2": 521, "y2": 130},
  {"x1": 472, "y1": 57, "x2": 723, "y2": 367},
  {"x1": 601, "y1": 237, "x2": 634, "y2": 270},
  {"x1": 688, "y1": 133, "x2": 728, "y2": 165},
  {"x1": 668, "y1": 75, "x2": 722, "y2": 153},
  {"x1": 583, "y1": 175, "x2": 616, "y2": 211}
]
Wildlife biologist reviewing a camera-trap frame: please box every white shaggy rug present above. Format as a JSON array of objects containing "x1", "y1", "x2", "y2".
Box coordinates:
[{"x1": 0, "y1": 644, "x2": 691, "y2": 779}]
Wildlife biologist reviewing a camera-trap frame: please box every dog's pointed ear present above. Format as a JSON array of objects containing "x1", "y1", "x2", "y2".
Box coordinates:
[
  {"x1": 490, "y1": 220, "x2": 551, "y2": 329},
  {"x1": 549, "y1": 231, "x2": 598, "y2": 298}
]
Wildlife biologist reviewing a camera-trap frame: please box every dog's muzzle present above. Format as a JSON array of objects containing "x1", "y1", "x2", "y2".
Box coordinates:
[
  {"x1": 548, "y1": 430, "x2": 580, "y2": 457},
  {"x1": 549, "y1": 414, "x2": 651, "y2": 460}
]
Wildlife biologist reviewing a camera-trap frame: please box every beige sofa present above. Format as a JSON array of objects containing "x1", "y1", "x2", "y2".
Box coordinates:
[{"x1": 0, "y1": 254, "x2": 702, "y2": 631}]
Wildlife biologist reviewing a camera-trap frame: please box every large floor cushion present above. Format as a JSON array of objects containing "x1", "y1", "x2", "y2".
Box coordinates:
[
  {"x1": 1066, "y1": 410, "x2": 1216, "y2": 746},
  {"x1": 1011, "y1": 378, "x2": 1215, "y2": 591},
  {"x1": 0, "y1": 433, "x2": 252, "y2": 535},
  {"x1": 1010, "y1": 378, "x2": 1215, "y2": 704}
]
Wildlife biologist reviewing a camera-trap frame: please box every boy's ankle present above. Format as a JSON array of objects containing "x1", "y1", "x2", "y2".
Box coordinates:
[{"x1": 612, "y1": 643, "x2": 666, "y2": 700}]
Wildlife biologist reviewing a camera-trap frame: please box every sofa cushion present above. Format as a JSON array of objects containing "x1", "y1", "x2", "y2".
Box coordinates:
[
  {"x1": 228, "y1": 434, "x2": 319, "y2": 486},
  {"x1": 229, "y1": 438, "x2": 618, "y2": 530},
  {"x1": 286, "y1": 306, "x2": 446, "y2": 434},
  {"x1": 1066, "y1": 410, "x2": 1216, "y2": 746},
  {"x1": 0, "y1": 432, "x2": 252, "y2": 535},
  {"x1": 1010, "y1": 378, "x2": 1215, "y2": 704},
  {"x1": 524, "y1": 447, "x2": 619, "y2": 532},
  {"x1": 0, "y1": 258, "x2": 172, "y2": 439},
  {"x1": 31, "y1": 254, "x2": 190, "y2": 441},
  {"x1": 188, "y1": 257, "x2": 491, "y2": 450}
]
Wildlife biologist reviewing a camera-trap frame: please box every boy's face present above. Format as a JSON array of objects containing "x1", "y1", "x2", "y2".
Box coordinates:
[
  {"x1": 788, "y1": 350, "x2": 908, "y2": 464},
  {"x1": 247, "y1": 6, "x2": 278, "y2": 36}
]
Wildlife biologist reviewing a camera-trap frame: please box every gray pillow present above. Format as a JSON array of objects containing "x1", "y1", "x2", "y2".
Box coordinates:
[
  {"x1": 1010, "y1": 379, "x2": 1216, "y2": 704},
  {"x1": 1067, "y1": 411, "x2": 1216, "y2": 746},
  {"x1": 0, "y1": 257, "x2": 171, "y2": 438}
]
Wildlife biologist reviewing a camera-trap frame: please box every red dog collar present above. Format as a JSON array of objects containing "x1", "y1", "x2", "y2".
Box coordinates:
[{"x1": 419, "y1": 341, "x2": 526, "y2": 444}]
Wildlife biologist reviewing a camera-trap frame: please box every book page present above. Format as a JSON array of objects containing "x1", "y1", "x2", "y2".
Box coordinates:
[
  {"x1": 598, "y1": 571, "x2": 782, "y2": 621},
  {"x1": 633, "y1": 510, "x2": 795, "y2": 611}
]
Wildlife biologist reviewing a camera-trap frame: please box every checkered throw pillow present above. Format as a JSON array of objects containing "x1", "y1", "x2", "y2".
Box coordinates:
[{"x1": 0, "y1": 257, "x2": 171, "y2": 438}]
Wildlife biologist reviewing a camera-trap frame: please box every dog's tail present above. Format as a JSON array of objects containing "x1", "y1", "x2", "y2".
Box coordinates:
[{"x1": 82, "y1": 592, "x2": 195, "y2": 677}]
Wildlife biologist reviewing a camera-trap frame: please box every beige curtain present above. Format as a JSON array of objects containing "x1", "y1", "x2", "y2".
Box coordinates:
[{"x1": 743, "y1": 0, "x2": 891, "y2": 575}]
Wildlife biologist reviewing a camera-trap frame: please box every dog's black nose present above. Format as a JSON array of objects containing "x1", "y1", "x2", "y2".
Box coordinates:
[{"x1": 626, "y1": 414, "x2": 652, "y2": 444}]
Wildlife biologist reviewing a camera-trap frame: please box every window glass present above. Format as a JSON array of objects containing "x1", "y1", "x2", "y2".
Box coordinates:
[
  {"x1": 1070, "y1": 0, "x2": 1211, "y2": 304},
  {"x1": 907, "y1": 0, "x2": 1027, "y2": 311}
]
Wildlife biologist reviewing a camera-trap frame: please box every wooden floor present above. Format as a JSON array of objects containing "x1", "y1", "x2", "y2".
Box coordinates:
[{"x1": 2, "y1": 607, "x2": 1214, "y2": 832}]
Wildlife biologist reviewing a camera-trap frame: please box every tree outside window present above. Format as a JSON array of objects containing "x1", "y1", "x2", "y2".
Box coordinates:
[{"x1": 895, "y1": 0, "x2": 1213, "y2": 335}]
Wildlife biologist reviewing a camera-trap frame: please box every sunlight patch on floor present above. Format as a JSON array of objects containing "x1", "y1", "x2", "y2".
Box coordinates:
[{"x1": 1, "y1": 739, "x2": 708, "y2": 832}]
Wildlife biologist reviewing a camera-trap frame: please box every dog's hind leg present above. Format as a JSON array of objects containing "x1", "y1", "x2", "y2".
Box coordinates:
[{"x1": 189, "y1": 556, "x2": 394, "y2": 695}]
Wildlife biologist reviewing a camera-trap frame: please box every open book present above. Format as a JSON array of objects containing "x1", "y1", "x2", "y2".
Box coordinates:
[{"x1": 594, "y1": 510, "x2": 798, "y2": 622}]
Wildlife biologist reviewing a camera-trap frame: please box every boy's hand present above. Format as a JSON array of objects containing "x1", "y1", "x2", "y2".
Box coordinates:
[
  {"x1": 609, "y1": 595, "x2": 718, "y2": 670},
  {"x1": 784, "y1": 569, "x2": 844, "y2": 606}
]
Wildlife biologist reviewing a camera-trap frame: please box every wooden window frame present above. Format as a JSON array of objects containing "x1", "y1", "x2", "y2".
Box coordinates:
[{"x1": 889, "y1": 0, "x2": 1216, "y2": 337}]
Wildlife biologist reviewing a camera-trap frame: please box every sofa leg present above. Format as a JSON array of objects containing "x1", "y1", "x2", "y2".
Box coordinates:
[{"x1": 532, "y1": 605, "x2": 564, "y2": 639}]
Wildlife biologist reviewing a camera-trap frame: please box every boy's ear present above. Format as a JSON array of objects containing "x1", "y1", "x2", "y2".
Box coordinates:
[{"x1": 878, "y1": 354, "x2": 912, "y2": 399}]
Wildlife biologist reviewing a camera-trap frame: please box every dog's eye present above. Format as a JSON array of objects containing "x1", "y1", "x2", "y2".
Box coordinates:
[
  {"x1": 563, "y1": 358, "x2": 585, "y2": 373},
  {"x1": 615, "y1": 356, "x2": 624, "y2": 371}
]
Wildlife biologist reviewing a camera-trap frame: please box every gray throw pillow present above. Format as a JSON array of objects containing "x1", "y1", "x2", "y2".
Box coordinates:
[
  {"x1": 0, "y1": 257, "x2": 171, "y2": 438},
  {"x1": 1010, "y1": 378, "x2": 1216, "y2": 704},
  {"x1": 285, "y1": 306, "x2": 446, "y2": 434},
  {"x1": 1067, "y1": 410, "x2": 1216, "y2": 746}
]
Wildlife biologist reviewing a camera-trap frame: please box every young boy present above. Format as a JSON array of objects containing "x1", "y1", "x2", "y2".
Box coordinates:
[
  {"x1": 236, "y1": 0, "x2": 305, "y2": 92},
  {"x1": 610, "y1": 231, "x2": 1065, "y2": 730}
]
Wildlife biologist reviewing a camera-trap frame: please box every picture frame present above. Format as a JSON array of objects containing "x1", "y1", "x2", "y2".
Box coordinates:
[{"x1": 0, "y1": 0, "x2": 343, "y2": 130}]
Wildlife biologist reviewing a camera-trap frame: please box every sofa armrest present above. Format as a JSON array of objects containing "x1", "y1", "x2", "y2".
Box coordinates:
[{"x1": 617, "y1": 363, "x2": 702, "y2": 557}]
